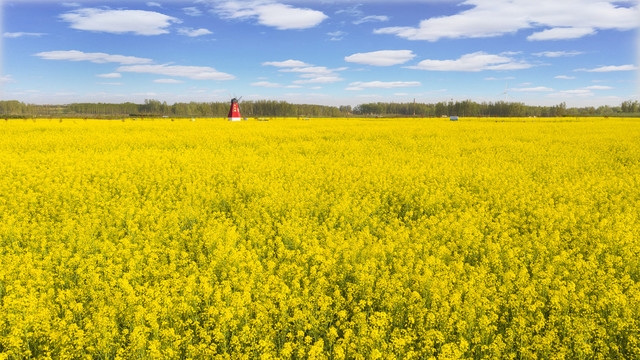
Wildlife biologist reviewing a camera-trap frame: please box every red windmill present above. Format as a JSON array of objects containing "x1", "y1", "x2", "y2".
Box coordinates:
[{"x1": 228, "y1": 97, "x2": 242, "y2": 121}]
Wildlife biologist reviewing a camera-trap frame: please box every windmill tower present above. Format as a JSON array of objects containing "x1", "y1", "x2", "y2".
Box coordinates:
[
  {"x1": 503, "y1": 83, "x2": 510, "y2": 102},
  {"x1": 228, "y1": 97, "x2": 242, "y2": 121}
]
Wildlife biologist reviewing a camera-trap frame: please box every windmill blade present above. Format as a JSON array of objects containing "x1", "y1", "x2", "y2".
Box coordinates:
[{"x1": 236, "y1": 96, "x2": 243, "y2": 117}]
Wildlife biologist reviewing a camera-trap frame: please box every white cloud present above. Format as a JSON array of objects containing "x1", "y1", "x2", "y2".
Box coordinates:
[
  {"x1": 527, "y1": 27, "x2": 595, "y2": 41},
  {"x1": 263, "y1": 58, "x2": 345, "y2": 84},
  {"x1": 337, "y1": 6, "x2": 389, "y2": 26},
  {"x1": 147, "y1": 2, "x2": 162, "y2": 7},
  {"x1": 293, "y1": 76, "x2": 343, "y2": 84},
  {"x1": 117, "y1": 64, "x2": 235, "y2": 80},
  {"x1": 374, "y1": 0, "x2": 639, "y2": 41},
  {"x1": 60, "y1": 8, "x2": 179, "y2": 35},
  {"x1": 555, "y1": 75, "x2": 576, "y2": 79},
  {"x1": 327, "y1": 31, "x2": 346, "y2": 41},
  {"x1": 484, "y1": 76, "x2": 516, "y2": 80},
  {"x1": 154, "y1": 79, "x2": 185, "y2": 83},
  {"x1": 97, "y1": 82, "x2": 122, "y2": 86},
  {"x1": 407, "y1": 52, "x2": 531, "y2": 72},
  {"x1": 345, "y1": 50, "x2": 416, "y2": 66},
  {"x1": 178, "y1": 28, "x2": 213, "y2": 37},
  {"x1": 213, "y1": 1, "x2": 327, "y2": 30},
  {"x1": 335, "y1": 5, "x2": 362, "y2": 17},
  {"x1": 0, "y1": 75, "x2": 15, "y2": 84},
  {"x1": 62, "y1": 2, "x2": 81, "y2": 7},
  {"x1": 251, "y1": 81, "x2": 284, "y2": 87},
  {"x1": 280, "y1": 66, "x2": 347, "y2": 75},
  {"x1": 183, "y1": 7, "x2": 203, "y2": 16},
  {"x1": 511, "y1": 86, "x2": 554, "y2": 92},
  {"x1": 584, "y1": 85, "x2": 613, "y2": 90},
  {"x1": 575, "y1": 64, "x2": 638, "y2": 72},
  {"x1": 97, "y1": 72, "x2": 122, "y2": 78},
  {"x1": 549, "y1": 89, "x2": 594, "y2": 97},
  {"x1": 533, "y1": 51, "x2": 584, "y2": 57},
  {"x1": 35, "y1": 50, "x2": 153, "y2": 65},
  {"x1": 4, "y1": 32, "x2": 46, "y2": 38},
  {"x1": 251, "y1": 81, "x2": 301, "y2": 88},
  {"x1": 353, "y1": 15, "x2": 389, "y2": 25},
  {"x1": 262, "y1": 59, "x2": 311, "y2": 67},
  {"x1": 346, "y1": 81, "x2": 421, "y2": 91}
]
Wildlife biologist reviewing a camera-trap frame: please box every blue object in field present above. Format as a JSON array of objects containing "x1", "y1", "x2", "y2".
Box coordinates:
[{"x1": 450, "y1": 116, "x2": 459, "y2": 121}]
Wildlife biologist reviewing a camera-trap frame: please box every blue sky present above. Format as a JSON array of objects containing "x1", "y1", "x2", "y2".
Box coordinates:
[{"x1": 1, "y1": 0, "x2": 638, "y2": 107}]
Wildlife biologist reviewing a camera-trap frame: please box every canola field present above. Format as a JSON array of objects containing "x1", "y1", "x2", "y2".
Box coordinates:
[{"x1": 1, "y1": 117, "x2": 639, "y2": 359}]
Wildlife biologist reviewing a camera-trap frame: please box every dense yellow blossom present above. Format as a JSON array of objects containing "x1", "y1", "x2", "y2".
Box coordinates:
[{"x1": 1, "y1": 117, "x2": 639, "y2": 359}]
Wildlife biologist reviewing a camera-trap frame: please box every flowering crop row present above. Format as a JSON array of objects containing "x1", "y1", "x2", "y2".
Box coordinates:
[{"x1": 1, "y1": 117, "x2": 639, "y2": 359}]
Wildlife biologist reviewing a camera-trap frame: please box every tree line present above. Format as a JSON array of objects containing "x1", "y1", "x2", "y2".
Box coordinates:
[
  {"x1": 354, "y1": 100, "x2": 640, "y2": 117},
  {"x1": 1, "y1": 99, "x2": 638, "y2": 118},
  {"x1": 0, "y1": 100, "x2": 343, "y2": 118}
]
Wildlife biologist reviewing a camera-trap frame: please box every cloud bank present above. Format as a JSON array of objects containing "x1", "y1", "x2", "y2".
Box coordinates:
[
  {"x1": 213, "y1": 1, "x2": 327, "y2": 30},
  {"x1": 407, "y1": 52, "x2": 531, "y2": 72},
  {"x1": 345, "y1": 50, "x2": 416, "y2": 66},
  {"x1": 35, "y1": 50, "x2": 153, "y2": 65},
  {"x1": 375, "y1": 0, "x2": 638, "y2": 41},
  {"x1": 346, "y1": 81, "x2": 421, "y2": 91},
  {"x1": 60, "y1": 8, "x2": 179, "y2": 35},
  {"x1": 117, "y1": 64, "x2": 235, "y2": 81}
]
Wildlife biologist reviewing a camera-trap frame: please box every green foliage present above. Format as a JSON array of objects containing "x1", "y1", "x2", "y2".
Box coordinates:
[
  {"x1": 2, "y1": 99, "x2": 637, "y2": 118},
  {"x1": 354, "y1": 101, "x2": 571, "y2": 117},
  {"x1": 0, "y1": 100, "x2": 343, "y2": 118},
  {"x1": 621, "y1": 100, "x2": 640, "y2": 114}
]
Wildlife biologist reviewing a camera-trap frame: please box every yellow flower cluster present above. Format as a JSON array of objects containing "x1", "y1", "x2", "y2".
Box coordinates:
[{"x1": 1, "y1": 117, "x2": 639, "y2": 359}]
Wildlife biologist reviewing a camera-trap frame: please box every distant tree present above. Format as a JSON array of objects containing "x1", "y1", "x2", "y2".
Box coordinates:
[
  {"x1": 339, "y1": 105, "x2": 352, "y2": 114},
  {"x1": 621, "y1": 100, "x2": 639, "y2": 113}
]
